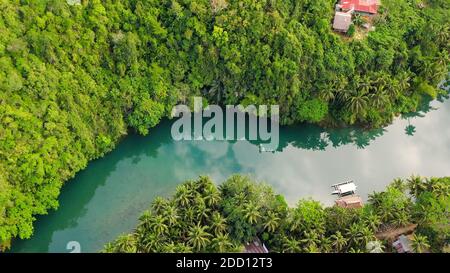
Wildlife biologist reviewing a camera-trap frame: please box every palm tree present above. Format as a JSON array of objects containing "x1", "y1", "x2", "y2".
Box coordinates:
[
  {"x1": 151, "y1": 214, "x2": 169, "y2": 235},
  {"x1": 391, "y1": 178, "x2": 406, "y2": 191},
  {"x1": 210, "y1": 211, "x2": 227, "y2": 235},
  {"x1": 347, "y1": 93, "x2": 369, "y2": 117},
  {"x1": 348, "y1": 247, "x2": 363, "y2": 253},
  {"x1": 243, "y1": 202, "x2": 261, "y2": 225},
  {"x1": 360, "y1": 226, "x2": 376, "y2": 246},
  {"x1": 175, "y1": 184, "x2": 192, "y2": 207},
  {"x1": 263, "y1": 211, "x2": 280, "y2": 233},
  {"x1": 142, "y1": 232, "x2": 165, "y2": 252},
  {"x1": 195, "y1": 197, "x2": 211, "y2": 223},
  {"x1": 319, "y1": 88, "x2": 335, "y2": 103},
  {"x1": 174, "y1": 243, "x2": 193, "y2": 253},
  {"x1": 363, "y1": 212, "x2": 382, "y2": 232},
  {"x1": 411, "y1": 234, "x2": 430, "y2": 253},
  {"x1": 320, "y1": 237, "x2": 333, "y2": 253},
  {"x1": 304, "y1": 243, "x2": 321, "y2": 253},
  {"x1": 346, "y1": 223, "x2": 363, "y2": 246},
  {"x1": 163, "y1": 204, "x2": 179, "y2": 226},
  {"x1": 282, "y1": 237, "x2": 301, "y2": 253},
  {"x1": 396, "y1": 71, "x2": 411, "y2": 92},
  {"x1": 138, "y1": 210, "x2": 154, "y2": 230},
  {"x1": 162, "y1": 242, "x2": 177, "y2": 253},
  {"x1": 184, "y1": 206, "x2": 196, "y2": 224},
  {"x1": 287, "y1": 209, "x2": 302, "y2": 233},
  {"x1": 187, "y1": 224, "x2": 211, "y2": 251},
  {"x1": 407, "y1": 175, "x2": 426, "y2": 197},
  {"x1": 203, "y1": 184, "x2": 221, "y2": 207},
  {"x1": 370, "y1": 89, "x2": 388, "y2": 110},
  {"x1": 211, "y1": 233, "x2": 233, "y2": 252},
  {"x1": 114, "y1": 234, "x2": 137, "y2": 253},
  {"x1": 151, "y1": 196, "x2": 169, "y2": 214},
  {"x1": 300, "y1": 230, "x2": 321, "y2": 249},
  {"x1": 392, "y1": 210, "x2": 410, "y2": 227},
  {"x1": 436, "y1": 25, "x2": 449, "y2": 46},
  {"x1": 368, "y1": 191, "x2": 384, "y2": 207},
  {"x1": 102, "y1": 242, "x2": 117, "y2": 253},
  {"x1": 330, "y1": 231, "x2": 348, "y2": 252}
]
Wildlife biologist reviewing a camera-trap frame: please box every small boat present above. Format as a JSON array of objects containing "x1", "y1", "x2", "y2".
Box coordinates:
[{"x1": 331, "y1": 181, "x2": 357, "y2": 196}]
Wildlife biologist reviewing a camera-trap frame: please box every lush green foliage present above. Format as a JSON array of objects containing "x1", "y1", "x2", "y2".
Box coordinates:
[
  {"x1": 0, "y1": 0, "x2": 448, "y2": 245},
  {"x1": 104, "y1": 175, "x2": 449, "y2": 253}
]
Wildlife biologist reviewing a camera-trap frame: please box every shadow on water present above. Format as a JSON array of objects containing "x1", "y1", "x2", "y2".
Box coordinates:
[{"x1": 10, "y1": 120, "x2": 173, "y2": 252}]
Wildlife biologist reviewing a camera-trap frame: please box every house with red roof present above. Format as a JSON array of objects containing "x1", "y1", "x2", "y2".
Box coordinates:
[{"x1": 338, "y1": 0, "x2": 380, "y2": 15}]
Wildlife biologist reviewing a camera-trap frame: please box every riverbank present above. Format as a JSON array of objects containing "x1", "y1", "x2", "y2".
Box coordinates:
[
  {"x1": 9, "y1": 97, "x2": 450, "y2": 253},
  {"x1": 104, "y1": 175, "x2": 449, "y2": 253}
]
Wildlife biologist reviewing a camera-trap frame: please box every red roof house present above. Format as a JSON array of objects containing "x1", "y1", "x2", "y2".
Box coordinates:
[{"x1": 339, "y1": 0, "x2": 380, "y2": 14}]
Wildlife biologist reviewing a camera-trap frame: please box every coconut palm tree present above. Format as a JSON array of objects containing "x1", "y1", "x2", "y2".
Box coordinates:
[
  {"x1": 102, "y1": 242, "x2": 117, "y2": 253},
  {"x1": 141, "y1": 232, "x2": 165, "y2": 252},
  {"x1": 263, "y1": 211, "x2": 280, "y2": 233},
  {"x1": 300, "y1": 230, "x2": 321, "y2": 249},
  {"x1": 162, "y1": 203, "x2": 179, "y2": 226},
  {"x1": 330, "y1": 231, "x2": 348, "y2": 252},
  {"x1": 114, "y1": 234, "x2": 137, "y2": 253},
  {"x1": 287, "y1": 209, "x2": 302, "y2": 232},
  {"x1": 282, "y1": 237, "x2": 301, "y2": 253},
  {"x1": 151, "y1": 196, "x2": 169, "y2": 214},
  {"x1": 243, "y1": 202, "x2": 261, "y2": 225},
  {"x1": 363, "y1": 212, "x2": 382, "y2": 232},
  {"x1": 392, "y1": 210, "x2": 410, "y2": 227},
  {"x1": 411, "y1": 234, "x2": 430, "y2": 253},
  {"x1": 174, "y1": 243, "x2": 193, "y2": 253},
  {"x1": 151, "y1": 214, "x2": 169, "y2": 235},
  {"x1": 360, "y1": 226, "x2": 376, "y2": 246},
  {"x1": 370, "y1": 89, "x2": 389, "y2": 110},
  {"x1": 210, "y1": 211, "x2": 227, "y2": 235},
  {"x1": 196, "y1": 197, "x2": 211, "y2": 223},
  {"x1": 346, "y1": 223, "x2": 363, "y2": 246},
  {"x1": 211, "y1": 233, "x2": 233, "y2": 252},
  {"x1": 203, "y1": 184, "x2": 221, "y2": 207},
  {"x1": 138, "y1": 210, "x2": 154, "y2": 230},
  {"x1": 304, "y1": 243, "x2": 321, "y2": 253},
  {"x1": 347, "y1": 93, "x2": 369, "y2": 117},
  {"x1": 368, "y1": 191, "x2": 384, "y2": 207},
  {"x1": 320, "y1": 237, "x2": 333, "y2": 253},
  {"x1": 161, "y1": 242, "x2": 178, "y2": 253},
  {"x1": 396, "y1": 71, "x2": 411, "y2": 92},
  {"x1": 407, "y1": 175, "x2": 426, "y2": 197},
  {"x1": 391, "y1": 178, "x2": 406, "y2": 191},
  {"x1": 187, "y1": 224, "x2": 211, "y2": 251},
  {"x1": 348, "y1": 247, "x2": 363, "y2": 253},
  {"x1": 184, "y1": 206, "x2": 196, "y2": 224},
  {"x1": 319, "y1": 88, "x2": 335, "y2": 103},
  {"x1": 175, "y1": 184, "x2": 192, "y2": 207}
]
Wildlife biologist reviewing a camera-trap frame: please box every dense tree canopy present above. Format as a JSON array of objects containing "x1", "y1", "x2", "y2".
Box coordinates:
[
  {"x1": 0, "y1": 0, "x2": 449, "y2": 246},
  {"x1": 104, "y1": 175, "x2": 450, "y2": 253}
]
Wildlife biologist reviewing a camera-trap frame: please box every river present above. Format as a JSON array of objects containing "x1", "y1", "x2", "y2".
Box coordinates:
[{"x1": 10, "y1": 96, "x2": 450, "y2": 253}]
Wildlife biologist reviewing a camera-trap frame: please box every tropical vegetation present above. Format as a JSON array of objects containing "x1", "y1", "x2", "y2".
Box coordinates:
[
  {"x1": 104, "y1": 175, "x2": 449, "y2": 253},
  {"x1": 0, "y1": 0, "x2": 448, "y2": 247}
]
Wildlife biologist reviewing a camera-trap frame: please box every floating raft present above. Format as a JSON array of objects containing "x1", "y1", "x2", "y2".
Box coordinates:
[{"x1": 335, "y1": 195, "x2": 363, "y2": 208}]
